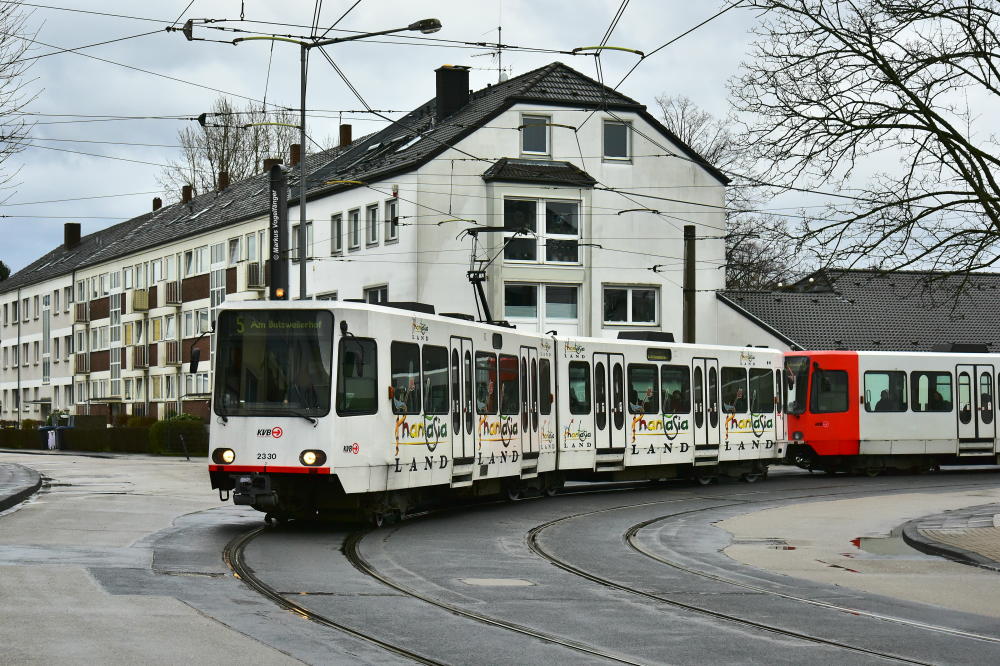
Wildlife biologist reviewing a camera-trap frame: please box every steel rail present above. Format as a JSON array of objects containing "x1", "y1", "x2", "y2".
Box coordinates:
[
  {"x1": 341, "y1": 529, "x2": 649, "y2": 666},
  {"x1": 525, "y1": 478, "x2": 1000, "y2": 663},
  {"x1": 223, "y1": 526, "x2": 444, "y2": 665}
]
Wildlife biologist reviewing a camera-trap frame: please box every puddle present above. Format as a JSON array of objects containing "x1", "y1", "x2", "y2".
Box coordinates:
[
  {"x1": 850, "y1": 527, "x2": 922, "y2": 557},
  {"x1": 732, "y1": 537, "x2": 796, "y2": 550},
  {"x1": 460, "y1": 578, "x2": 535, "y2": 587}
]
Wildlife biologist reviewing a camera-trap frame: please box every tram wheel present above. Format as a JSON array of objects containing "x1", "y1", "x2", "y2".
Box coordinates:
[
  {"x1": 264, "y1": 512, "x2": 287, "y2": 527},
  {"x1": 741, "y1": 472, "x2": 763, "y2": 483},
  {"x1": 506, "y1": 486, "x2": 523, "y2": 501},
  {"x1": 865, "y1": 467, "x2": 882, "y2": 478},
  {"x1": 696, "y1": 475, "x2": 715, "y2": 486}
]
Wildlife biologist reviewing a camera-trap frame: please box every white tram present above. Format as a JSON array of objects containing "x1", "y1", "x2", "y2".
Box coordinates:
[{"x1": 208, "y1": 301, "x2": 785, "y2": 522}]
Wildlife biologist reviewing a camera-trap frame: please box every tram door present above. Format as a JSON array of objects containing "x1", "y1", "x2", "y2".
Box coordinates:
[
  {"x1": 519, "y1": 346, "x2": 539, "y2": 454},
  {"x1": 692, "y1": 358, "x2": 721, "y2": 464},
  {"x1": 956, "y1": 364, "x2": 995, "y2": 443},
  {"x1": 450, "y1": 337, "x2": 475, "y2": 461},
  {"x1": 594, "y1": 353, "x2": 627, "y2": 450}
]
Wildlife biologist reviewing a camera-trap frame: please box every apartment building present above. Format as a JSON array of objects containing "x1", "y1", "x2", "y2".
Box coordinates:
[{"x1": 0, "y1": 61, "x2": 729, "y2": 422}]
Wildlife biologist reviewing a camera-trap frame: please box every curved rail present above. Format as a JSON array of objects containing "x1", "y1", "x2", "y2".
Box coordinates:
[
  {"x1": 342, "y1": 529, "x2": 648, "y2": 665},
  {"x1": 526, "y1": 478, "x2": 1000, "y2": 663},
  {"x1": 223, "y1": 526, "x2": 443, "y2": 665}
]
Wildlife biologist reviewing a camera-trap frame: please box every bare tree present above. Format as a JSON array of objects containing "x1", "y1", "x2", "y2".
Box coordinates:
[
  {"x1": 656, "y1": 94, "x2": 802, "y2": 288},
  {"x1": 732, "y1": 1, "x2": 1000, "y2": 276},
  {"x1": 0, "y1": 3, "x2": 38, "y2": 202},
  {"x1": 157, "y1": 97, "x2": 299, "y2": 200}
]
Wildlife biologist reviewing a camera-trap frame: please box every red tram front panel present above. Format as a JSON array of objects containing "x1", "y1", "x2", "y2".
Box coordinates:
[{"x1": 785, "y1": 351, "x2": 860, "y2": 456}]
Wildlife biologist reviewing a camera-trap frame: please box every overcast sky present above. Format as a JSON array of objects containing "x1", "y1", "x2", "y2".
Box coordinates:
[{"x1": 2, "y1": 0, "x2": 758, "y2": 273}]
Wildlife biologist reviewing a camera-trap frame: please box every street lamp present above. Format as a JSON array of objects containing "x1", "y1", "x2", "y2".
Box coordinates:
[{"x1": 218, "y1": 18, "x2": 441, "y2": 300}]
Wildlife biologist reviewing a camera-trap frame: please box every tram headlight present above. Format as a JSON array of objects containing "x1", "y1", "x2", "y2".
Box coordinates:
[
  {"x1": 212, "y1": 448, "x2": 236, "y2": 464},
  {"x1": 299, "y1": 450, "x2": 327, "y2": 466}
]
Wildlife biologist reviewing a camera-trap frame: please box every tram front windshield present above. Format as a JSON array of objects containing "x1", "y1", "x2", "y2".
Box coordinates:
[
  {"x1": 784, "y1": 356, "x2": 810, "y2": 415},
  {"x1": 214, "y1": 310, "x2": 333, "y2": 417}
]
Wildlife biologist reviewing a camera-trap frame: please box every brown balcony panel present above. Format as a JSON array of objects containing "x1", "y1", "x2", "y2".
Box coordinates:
[
  {"x1": 90, "y1": 350, "x2": 110, "y2": 373},
  {"x1": 165, "y1": 281, "x2": 181, "y2": 305},
  {"x1": 182, "y1": 274, "x2": 210, "y2": 302},
  {"x1": 165, "y1": 340, "x2": 182, "y2": 366},
  {"x1": 74, "y1": 302, "x2": 89, "y2": 323},
  {"x1": 131, "y1": 346, "x2": 148, "y2": 369},
  {"x1": 183, "y1": 336, "x2": 210, "y2": 363},
  {"x1": 148, "y1": 285, "x2": 158, "y2": 309},
  {"x1": 73, "y1": 353, "x2": 90, "y2": 374},
  {"x1": 90, "y1": 296, "x2": 110, "y2": 321},
  {"x1": 226, "y1": 267, "x2": 237, "y2": 294}
]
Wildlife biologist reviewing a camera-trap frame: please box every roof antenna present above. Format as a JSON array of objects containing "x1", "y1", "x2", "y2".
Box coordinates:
[{"x1": 497, "y1": 0, "x2": 506, "y2": 83}]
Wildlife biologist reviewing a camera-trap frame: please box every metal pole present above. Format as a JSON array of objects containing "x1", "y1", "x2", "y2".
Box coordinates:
[
  {"x1": 298, "y1": 44, "x2": 308, "y2": 300},
  {"x1": 683, "y1": 225, "x2": 696, "y2": 343}
]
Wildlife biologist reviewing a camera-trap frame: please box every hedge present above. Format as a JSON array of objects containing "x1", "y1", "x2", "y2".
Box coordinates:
[
  {"x1": 62, "y1": 427, "x2": 151, "y2": 454},
  {"x1": 149, "y1": 414, "x2": 208, "y2": 456},
  {"x1": 0, "y1": 429, "x2": 43, "y2": 449}
]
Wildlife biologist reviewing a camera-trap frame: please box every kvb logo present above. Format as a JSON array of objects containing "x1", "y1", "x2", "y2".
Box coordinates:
[
  {"x1": 256, "y1": 426, "x2": 284, "y2": 438},
  {"x1": 272, "y1": 427, "x2": 283, "y2": 438}
]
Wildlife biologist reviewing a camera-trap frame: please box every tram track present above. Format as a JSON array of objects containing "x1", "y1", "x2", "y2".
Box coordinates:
[
  {"x1": 525, "y1": 477, "x2": 1000, "y2": 664},
  {"x1": 341, "y1": 529, "x2": 649, "y2": 665},
  {"x1": 223, "y1": 474, "x2": 999, "y2": 664},
  {"x1": 223, "y1": 526, "x2": 445, "y2": 666}
]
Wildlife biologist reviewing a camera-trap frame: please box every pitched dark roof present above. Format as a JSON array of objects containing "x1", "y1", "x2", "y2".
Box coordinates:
[
  {"x1": 2, "y1": 61, "x2": 726, "y2": 295},
  {"x1": 482, "y1": 158, "x2": 597, "y2": 187},
  {"x1": 719, "y1": 269, "x2": 1000, "y2": 351}
]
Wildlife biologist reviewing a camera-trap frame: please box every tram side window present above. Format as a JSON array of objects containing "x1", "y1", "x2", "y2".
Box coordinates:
[
  {"x1": 721, "y1": 367, "x2": 748, "y2": 413},
  {"x1": 422, "y1": 345, "x2": 449, "y2": 414},
  {"x1": 749, "y1": 368, "x2": 775, "y2": 413},
  {"x1": 910, "y1": 371, "x2": 952, "y2": 412},
  {"x1": 499, "y1": 354, "x2": 520, "y2": 415},
  {"x1": 568, "y1": 361, "x2": 591, "y2": 414},
  {"x1": 336, "y1": 338, "x2": 378, "y2": 415},
  {"x1": 660, "y1": 365, "x2": 690, "y2": 413},
  {"x1": 539, "y1": 358, "x2": 553, "y2": 415},
  {"x1": 864, "y1": 371, "x2": 907, "y2": 412},
  {"x1": 774, "y1": 370, "x2": 783, "y2": 414},
  {"x1": 475, "y1": 352, "x2": 498, "y2": 415},
  {"x1": 628, "y1": 364, "x2": 659, "y2": 414},
  {"x1": 811, "y1": 369, "x2": 849, "y2": 413},
  {"x1": 390, "y1": 342, "x2": 421, "y2": 415}
]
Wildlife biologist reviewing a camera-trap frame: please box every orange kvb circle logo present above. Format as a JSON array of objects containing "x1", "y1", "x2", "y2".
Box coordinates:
[{"x1": 272, "y1": 427, "x2": 283, "y2": 438}]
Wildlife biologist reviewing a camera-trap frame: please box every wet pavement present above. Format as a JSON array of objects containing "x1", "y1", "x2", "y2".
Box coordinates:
[{"x1": 0, "y1": 462, "x2": 40, "y2": 512}]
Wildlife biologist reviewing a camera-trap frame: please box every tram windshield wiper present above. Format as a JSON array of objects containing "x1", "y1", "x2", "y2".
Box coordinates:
[{"x1": 286, "y1": 410, "x2": 318, "y2": 426}]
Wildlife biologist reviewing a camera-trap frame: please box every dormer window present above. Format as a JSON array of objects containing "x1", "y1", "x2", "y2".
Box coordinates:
[
  {"x1": 603, "y1": 120, "x2": 630, "y2": 160},
  {"x1": 521, "y1": 114, "x2": 549, "y2": 155}
]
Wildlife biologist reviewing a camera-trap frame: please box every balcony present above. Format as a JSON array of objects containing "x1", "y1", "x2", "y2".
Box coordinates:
[
  {"x1": 74, "y1": 302, "x2": 89, "y2": 324},
  {"x1": 73, "y1": 353, "x2": 90, "y2": 374},
  {"x1": 132, "y1": 345, "x2": 148, "y2": 369},
  {"x1": 131, "y1": 288, "x2": 149, "y2": 312},
  {"x1": 164, "y1": 340, "x2": 182, "y2": 366},
  {"x1": 165, "y1": 281, "x2": 181, "y2": 306},
  {"x1": 246, "y1": 261, "x2": 265, "y2": 290}
]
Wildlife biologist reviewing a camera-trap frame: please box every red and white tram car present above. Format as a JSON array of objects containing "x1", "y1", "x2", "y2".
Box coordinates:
[{"x1": 784, "y1": 349, "x2": 998, "y2": 474}]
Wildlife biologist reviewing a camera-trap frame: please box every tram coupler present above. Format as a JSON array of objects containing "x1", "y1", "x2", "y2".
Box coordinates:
[{"x1": 232, "y1": 473, "x2": 277, "y2": 509}]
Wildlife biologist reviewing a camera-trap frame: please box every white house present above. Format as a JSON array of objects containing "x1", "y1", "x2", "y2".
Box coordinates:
[{"x1": 0, "y1": 61, "x2": 729, "y2": 423}]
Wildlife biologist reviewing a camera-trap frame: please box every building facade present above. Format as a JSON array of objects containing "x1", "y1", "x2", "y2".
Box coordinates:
[{"x1": 0, "y1": 62, "x2": 729, "y2": 423}]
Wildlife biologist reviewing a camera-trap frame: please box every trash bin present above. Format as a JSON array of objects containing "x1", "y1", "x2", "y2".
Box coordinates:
[{"x1": 53, "y1": 425, "x2": 70, "y2": 450}]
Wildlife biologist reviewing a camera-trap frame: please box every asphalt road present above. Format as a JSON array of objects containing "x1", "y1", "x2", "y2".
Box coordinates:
[{"x1": 3, "y1": 452, "x2": 1000, "y2": 664}]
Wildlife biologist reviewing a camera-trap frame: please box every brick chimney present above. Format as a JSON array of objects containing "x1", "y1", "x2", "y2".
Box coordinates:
[
  {"x1": 435, "y1": 65, "x2": 470, "y2": 121},
  {"x1": 181, "y1": 185, "x2": 193, "y2": 204},
  {"x1": 152, "y1": 197, "x2": 162, "y2": 211},
  {"x1": 64, "y1": 222, "x2": 81, "y2": 249},
  {"x1": 218, "y1": 171, "x2": 230, "y2": 191},
  {"x1": 263, "y1": 158, "x2": 282, "y2": 173},
  {"x1": 289, "y1": 144, "x2": 301, "y2": 167},
  {"x1": 339, "y1": 123, "x2": 352, "y2": 147}
]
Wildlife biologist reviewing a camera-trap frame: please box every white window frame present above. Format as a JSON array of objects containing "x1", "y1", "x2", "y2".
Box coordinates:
[
  {"x1": 520, "y1": 113, "x2": 550, "y2": 156},
  {"x1": 366, "y1": 203, "x2": 379, "y2": 246},
  {"x1": 503, "y1": 197, "x2": 581, "y2": 265},
  {"x1": 602, "y1": 119, "x2": 631, "y2": 161},
  {"x1": 602, "y1": 285, "x2": 660, "y2": 326},
  {"x1": 363, "y1": 285, "x2": 388, "y2": 304},
  {"x1": 331, "y1": 214, "x2": 343, "y2": 254},
  {"x1": 348, "y1": 209, "x2": 361, "y2": 250},
  {"x1": 385, "y1": 199, "x2": 399, "y2": 242}
]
